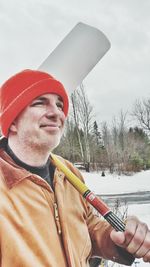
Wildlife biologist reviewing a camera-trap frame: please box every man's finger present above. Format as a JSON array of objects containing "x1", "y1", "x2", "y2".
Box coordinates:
[
  {"x1": 135, "y1": 230, "x2": 150, "y2": 258},
  {"x1": 126, "y1": 222, "x2": 148, "y2": 254},
  {"x1": 143, "y1": 249, "x2": 150, "y2": 263}
]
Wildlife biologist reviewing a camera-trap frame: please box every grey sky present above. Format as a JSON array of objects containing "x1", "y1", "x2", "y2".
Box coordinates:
[{"x1": 0, "y1": 0, "x2": 150, "y2": 125}]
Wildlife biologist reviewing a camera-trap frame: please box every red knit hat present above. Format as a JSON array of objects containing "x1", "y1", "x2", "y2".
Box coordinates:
[{"x1": 0, "y1": 69, "x2": 69, "y2": 137}]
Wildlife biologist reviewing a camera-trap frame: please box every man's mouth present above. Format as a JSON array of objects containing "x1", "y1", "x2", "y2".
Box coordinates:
[{"x1": 40, "y1": 124, "x2": 61, "y2": 129}]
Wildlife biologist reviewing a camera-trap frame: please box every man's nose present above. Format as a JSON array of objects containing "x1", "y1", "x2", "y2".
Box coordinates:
[{"x1": 45, "y1": 104, "x2": 60, "y2": 117}]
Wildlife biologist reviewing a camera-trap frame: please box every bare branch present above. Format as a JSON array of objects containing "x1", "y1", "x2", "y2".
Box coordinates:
[{"x1": 132, "y1": 98, "x2": 150, "y2": 131}]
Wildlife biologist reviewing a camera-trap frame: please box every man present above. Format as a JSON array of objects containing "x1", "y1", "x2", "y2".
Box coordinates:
[{"x1": 0, "y1": 69, "x2": 149, "y2": 267}]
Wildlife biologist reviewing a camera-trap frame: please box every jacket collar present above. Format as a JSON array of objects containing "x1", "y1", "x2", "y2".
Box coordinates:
[
  {"x1": 0, "y1": 149, "x2": 33, "y2": 189},
  {"x1": 0, "y1": 137, "x2": 65, "y2": 190}
]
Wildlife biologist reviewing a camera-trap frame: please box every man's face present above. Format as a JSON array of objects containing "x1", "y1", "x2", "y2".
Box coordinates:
[{"x1": 10, "y1": 93, "x2": 66, "y2": 151}]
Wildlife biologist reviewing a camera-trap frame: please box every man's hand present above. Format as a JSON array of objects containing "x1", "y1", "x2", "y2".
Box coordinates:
[{"x1": 110, "y1": 216, "x2": 150, "y2": 262}]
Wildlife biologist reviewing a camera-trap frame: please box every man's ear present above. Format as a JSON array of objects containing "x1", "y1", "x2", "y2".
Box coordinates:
[{"x1": 9, "y1": 121, "x2": 17, "y2": 133}]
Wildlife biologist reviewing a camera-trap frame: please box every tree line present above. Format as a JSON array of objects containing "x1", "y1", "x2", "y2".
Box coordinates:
[{"x1": 55, "y1": 85, "x2": 150, "y2": 174}]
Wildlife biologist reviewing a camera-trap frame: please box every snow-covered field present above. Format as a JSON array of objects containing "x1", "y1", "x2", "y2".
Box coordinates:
[
  {"x1": 81, "y1": 170, "x2": 150, "y2": 267},
  {"x1": 82, "y1": 170, "x2": 150, "y2": 195}
]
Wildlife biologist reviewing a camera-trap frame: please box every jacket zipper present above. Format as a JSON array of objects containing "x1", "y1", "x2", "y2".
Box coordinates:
[{"x1": 54, "y1": 202, "x2": 61, "y2": 234}]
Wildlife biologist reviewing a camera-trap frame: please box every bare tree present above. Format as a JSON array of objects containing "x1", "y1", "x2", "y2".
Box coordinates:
[
  {"x1": 71, "y1": 83, "x2": 94, "y2": 172},
  {"x1": 101, "y1": 121, "x2": 115, "y2": 173},
  {"x1": 132, "y1": 98, "x2": 150, "y2": 132},
  {"x1": 71, "y1": 93, "x2": 84, "y2": 161},
  {"x1": 54, "y1": 118, "x2": 80, "y2": 161},
  {"x1": 118, "y1": 110, "x2": 128, "y2": 152}
]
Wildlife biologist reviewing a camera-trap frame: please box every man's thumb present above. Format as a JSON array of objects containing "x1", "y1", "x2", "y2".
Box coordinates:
[{"x1": 110, "y1": 229, "x2": 125, "y2": 247}]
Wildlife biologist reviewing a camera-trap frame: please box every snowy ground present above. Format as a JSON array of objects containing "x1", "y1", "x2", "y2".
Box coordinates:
[
  {"x1": 82, "y1": 170, "x2": 150, "y2": 195},
  {"x1": 81, "y1": 170, "x2": 150, "y2": 267}
]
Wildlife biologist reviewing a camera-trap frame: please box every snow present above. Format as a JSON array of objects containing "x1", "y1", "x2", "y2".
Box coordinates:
[
  {"x1": 81, "y1": 170, "x2": 150, "y2": 267},
  {"x1": 82, "y1": 170, "x2": 150, "y2": 195}
]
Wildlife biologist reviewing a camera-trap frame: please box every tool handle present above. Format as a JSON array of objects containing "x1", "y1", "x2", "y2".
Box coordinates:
[
  {"x1": 83, "y1": 190, "x2": 125, "y2": 231},
  {"x1": 51, "y1": 154, "x2": 125, "y2": 231}
]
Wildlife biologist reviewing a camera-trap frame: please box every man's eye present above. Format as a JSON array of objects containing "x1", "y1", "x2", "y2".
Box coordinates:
[
  {"x1": 31, "y1": 101, "x2": 44, "y2": 107},
  {"x1": 56, "y1": 102, "x2": 64, "y2": 110}
]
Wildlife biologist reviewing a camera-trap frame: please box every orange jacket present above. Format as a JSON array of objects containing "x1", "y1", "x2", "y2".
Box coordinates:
[{"x1": 0, "y1": 139, "x2": 134, "y2": 267}]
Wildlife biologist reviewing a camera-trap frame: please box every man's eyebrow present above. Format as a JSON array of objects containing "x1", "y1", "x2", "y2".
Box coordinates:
[{"x1": 34, "y1": 96, "x2": 47, "y2": 101}]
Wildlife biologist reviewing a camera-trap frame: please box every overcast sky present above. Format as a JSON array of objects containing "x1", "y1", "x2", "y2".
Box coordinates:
[{"x1": 0, "y1": 0, "x2": 150, "y2": 125}]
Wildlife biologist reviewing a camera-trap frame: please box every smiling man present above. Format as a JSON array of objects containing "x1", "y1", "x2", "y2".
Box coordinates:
[
  {"x1": 8, "y1": 93, "x2": 65, "y2": 166},
  {"x1": 0, "y1": 69, "x2": 150, "y2": 267}
]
